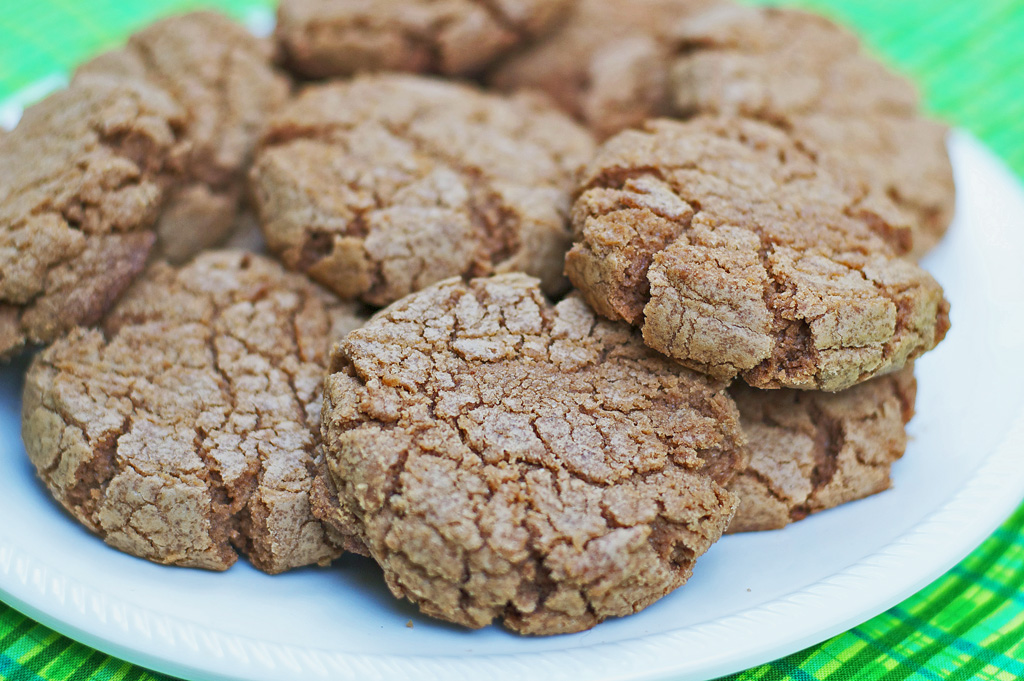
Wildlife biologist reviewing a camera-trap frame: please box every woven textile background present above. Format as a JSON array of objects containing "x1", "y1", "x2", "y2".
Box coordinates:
[{"x1": 1, "y1": 1, "x2": 1023, "y2": 680}]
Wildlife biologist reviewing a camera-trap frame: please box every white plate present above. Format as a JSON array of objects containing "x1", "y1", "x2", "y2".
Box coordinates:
[{"x1": 2, "y1": 131, "x2": 1024, "y2": 681}]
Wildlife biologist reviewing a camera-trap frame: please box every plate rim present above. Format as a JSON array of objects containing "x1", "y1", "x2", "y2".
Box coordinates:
[{"x1": 2, "y1": 131, "x2": 1024, "y2": 681}]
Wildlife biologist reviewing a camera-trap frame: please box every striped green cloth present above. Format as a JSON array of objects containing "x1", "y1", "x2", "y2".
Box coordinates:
[{"x1": 1, "y1": 1, "x2": 1023, "y2": 680}]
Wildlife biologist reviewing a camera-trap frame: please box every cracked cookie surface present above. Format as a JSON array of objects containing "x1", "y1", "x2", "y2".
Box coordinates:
[
  {"x1": 21, "y1": 251, "x2": 366, "y2": 573},
  {"x1": 275, "y1": 0, "x2": 573, "y2": 78},
  {"x1": 76, "y1": 11, "x2": 290, "y2": 264},
  {"x1": 0, "y1": 77, "x2": 182, "y2": 360},
  {"x1": 319, "y1": 274, "x2": 744, "y2": 634},
  {"x1": 251, "y1": 74, "x2": 595, "y2": 306},
  {"x1": 489, "y1": 0, "x2": 729, "y2": 139},
  {"x1": 728, "y1": 367, "x2": 916, "y2": 532},
  {"x1": 0, "y1": 12, "x2": 288, "y2": 361},
  {"x1": 566, "y1": 117, "x2": 949, "y2": 391},
  {"x1": 670, "y1": 5, "x2": 954, "y2": 257}
]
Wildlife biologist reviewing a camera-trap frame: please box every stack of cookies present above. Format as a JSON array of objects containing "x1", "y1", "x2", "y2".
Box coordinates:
[{"x1": 1, "y1": 0, "x2": 952, "y2": 635}]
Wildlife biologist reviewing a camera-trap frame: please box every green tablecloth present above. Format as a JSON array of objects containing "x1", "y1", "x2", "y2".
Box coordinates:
[{"x1": 1, "y1": 1, "x2": 1023, "y2": 680}]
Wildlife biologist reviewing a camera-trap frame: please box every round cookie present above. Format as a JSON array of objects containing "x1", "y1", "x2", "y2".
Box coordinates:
[
  {"x1": 489, "y1": 0, "x2": 729, "y2": 139},
  {"x1": 566, "y1": 117, "x2": 949, "y2": 392},
  {"x1": 727, "y1": 368, "x2": 916, "y2": 533},
  {"x1": 275, "y1": 0, "x2": 573, "y2": 79},
  {"x1": 669, "y1": 5, "x2": 954, "y2": 257},
  {"x1": 0, "y1": 12, "x2": 288, "y2": 361},
  {"x1": 319, "y1": 274, "x2": 744, "y2": 634},
  {"x1": 75, "y1": 11, "x2": 291, "y2": 264},
  {"x1": 0, "y1": 77, "x2": 181, "y2": 360},
  {"x1": 21, "y1": 251, "x2": 366, "y2": 573},
  {"x1": 250, "y1": 74, "x2": 595, "y2": 306}
]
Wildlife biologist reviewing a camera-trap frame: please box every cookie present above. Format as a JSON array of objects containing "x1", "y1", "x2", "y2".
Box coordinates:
[
  {"x1": 0, "y1": 12, "x2": 288, "y2": 361},
  {"x1": 75, "y1": 11, "x2": 291, "y2": 263},
  {"x1": 319, "y1": 274, "x2": 744, "y2": 634},
  {"x1": 275, "y1": 0, "x2": 573, "y2": 79},
  {"x1": 21, "y1": 251, "x2": 366, "y2": 573},
  {"x1": 0, "y1": 78, "x2": 181, "y2": 360},
  {"x1": 489, "y1": 0, "x2": 728, "y2": 139},
  {"x1": 251, "y1": 74, "x2": 595, "y2": 306},
  {"x1": 728, "y1": 367, "x2": 916, "y2": 532},
  {"x1": 670, "y1": 5, "x2": 954, "y2": 257},
  {"x1": 566, "y1": 117, "x2": 949, "y2": 392}
]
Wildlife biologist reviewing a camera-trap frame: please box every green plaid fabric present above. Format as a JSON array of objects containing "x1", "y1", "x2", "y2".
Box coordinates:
[{"x1": 1, "y1": 1, "x2": 1023, "y2": 680}]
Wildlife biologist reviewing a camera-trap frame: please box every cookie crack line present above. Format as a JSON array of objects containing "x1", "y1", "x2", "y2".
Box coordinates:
[
  {"x1": 201, "y1": 313, "x2": 244, "y2": 548},
  {"x1": 210, "y1": 37, "x2": 235, "y2": 187},
  {"x1": 578, "y1": 162, "x2": 690, "y2": 195}
]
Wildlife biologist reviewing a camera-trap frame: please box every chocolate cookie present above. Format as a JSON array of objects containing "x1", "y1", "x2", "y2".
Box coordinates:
[
  {"x1": 728, "y1": 368, "x2": 916, "y2": 532},
  {"x1": 566, "y1": 117, "x2": 949, "y2": 392},
  {"x1": 21, "y1": 251, "x2": 366, "y2": 573},
  {"x1": 75, "y1": 11, "x2": 290, "y2": 263},
  {"x1": 275, "y1": 0, "x2": 573, "y2": 79},
  {"x1": 489, "y1": 0, "x2": 728, "y2": 139},
  {"x1": 319, "y1": 274, "x2": 744, "y2": 634},
  {"x1": 670, "y1": 5, "x2": 954, "y2": 257},
  {"x1": 251, "y1": 74, "x2": 595, "y2": 306},
  {"x1": 0, "y1": 12, "x2": 288, "y2": 360}
]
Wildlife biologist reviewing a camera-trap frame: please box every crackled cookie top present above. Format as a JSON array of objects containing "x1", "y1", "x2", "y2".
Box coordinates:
[
  {"x1": 566, "y1": 117, "x2": 949, "y2": 391},
  {"x1": 0, "y1": 78, "x2": 182, "y2": 360},
  {"x1": 22, "y1": 251, "x2": 366, "y2": 573},
  {"x1": 276, "y1": 0, "x2": 573, "y2": 78},
  {"x1": 320, "y1": 274, "x2": 744, "y2": 634},
  {"x1": 0, "y1": 13, "x2": 288, "y2": 361},
  {"x1": 787, "y1": 113, "x2": 953, "y2": 258},
  {"x1": 489, "y1": 0, "x2": 727, "y2": 139},
  {"x1": 76, "y1": 11, "x2": 290, "y2": 264},
  {"x1": 670, "y1": 5, "x2": 954, "y2": 256},
  {"x1": 251, "y1": 74, "x2": 595, "y2": 306},
  {"x1": 728, "y1": 367, "x2": 916, "y2": 533}
]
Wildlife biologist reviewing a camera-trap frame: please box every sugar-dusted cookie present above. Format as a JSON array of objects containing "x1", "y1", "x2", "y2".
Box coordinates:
[
  {"x1": 251, "y1": 74, "x2": 595, "y2": 306},
  {"x1": 319, "y1": 274, "x2": 744, "y2": 634},
  {"x1": 489, "y1": 0, "x2": 728, "y2": 139},
  {"x1": 0, "y1": 13, "x2": 288, "y2": 360},
  {"x1": 22, "y1": 251, "x2": 366, "y2": 573},
  {"x1": 670, "y1": 5, "x2": 954, "y2": 257},
  {"x1": 567, "y1": 117, "x2": 949, "y2": 391},
  {"x1": 75, "y1": 11, "x2": 290, "y2": 263},
  {"x1": 275, "y1": 0, "x2": 573, "y2": 79},
  {"x1": 728, "y1": 368, "x2": 916, "y2": 532}
]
